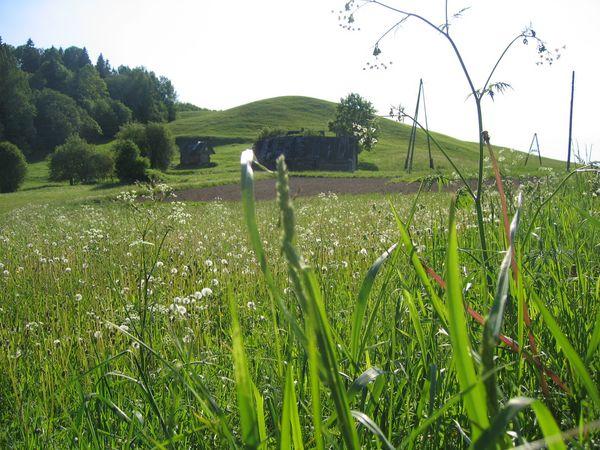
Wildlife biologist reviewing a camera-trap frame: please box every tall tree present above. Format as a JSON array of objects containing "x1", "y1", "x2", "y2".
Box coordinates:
[
  {"x1": 328, "y1": 93, "x2": 378, "y2": 152},
  {"x1": 31, "y1": 47, "x2": 72, "y2": 93},
  {"x1": 34, "y1": 88, "x2": 100, "y2": 155},
  {"x1": 107, "y1": 66, "x2": 176, "y2": 123},
  {"x1": 0, "y1": 42, "x2": 36, "y2": 152},
  {"x1": 158, "y1": 76, "x2": 177, "y2": 121},
  {"x1": 63, "y1": 46, "x2": 90, "y2": 71},
  {"x1": 73, "y1": 64, "x2": 108, "y2": 103},
  {"x1": 13, "y1": 38, "x2": 42, "y2": 73},
  {"x1": 95, "y1": 53, "x2": 112, "y2": 78}
]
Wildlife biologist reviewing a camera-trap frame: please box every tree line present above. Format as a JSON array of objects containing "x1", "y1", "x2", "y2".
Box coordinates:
[{"x1": 0, "y1": 37, "x2": 177, "y2": 159}]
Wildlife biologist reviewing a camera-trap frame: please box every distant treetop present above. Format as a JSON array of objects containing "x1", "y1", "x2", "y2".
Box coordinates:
[{"x1": 0, "y1": 38, "x2": 179, "y2": 158}]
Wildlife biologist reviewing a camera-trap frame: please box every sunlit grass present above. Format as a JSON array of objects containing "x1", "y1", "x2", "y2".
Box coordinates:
[{"x1": 0, "y1": 165, "x2": 598, "y2": 447}]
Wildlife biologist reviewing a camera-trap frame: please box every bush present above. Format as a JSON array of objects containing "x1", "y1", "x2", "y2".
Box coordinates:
[
  {"x1": 116, "y1": 122, "x2": 175, "y2": 171},
  {"x1": 145, "y1": 168, "x2": 166, "y2": 184},
  {"x1": 85, "y1": 151, "x2": 115, "y2": 182},
  {"x1": 256, "y1": 127, "x2": 287, "y2": 142},
  {"x1": 0, "y1": 141, "x2": 27, "y2": 193},
  {"x1": 116, "y1": 122, "x2": 147, "y2": 151},
  {"x1": 49, "y1": 135, "x2": 113, "y2": 185},
  {"x1": 91, "y1": 99, "x2": 132, "y2": 138},
  {"x1": 114, "y1": 139, "x2": 149, "y2": 183},
  {"x1": 145, "y1": 122, "x2": 175, "y2": 170}
]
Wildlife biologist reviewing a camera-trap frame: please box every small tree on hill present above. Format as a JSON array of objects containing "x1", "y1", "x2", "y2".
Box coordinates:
[
  {"x1": 0, "y1": 141, "x2": 27, "y2": 193},
  {"x1": 145, "y1": 122, "x2": 176, "y2": 170},
  {"x1": 328, "y1": 93, "x2": 378, "y2": 152},
  {"x1": 114, "y1": 139, "x2": 149, "y2": 183},
  {"x1": 117, "y1": 122, "x2": 175, "y2": 170},
  {"x1": 49, "y1": 135, "x2": 113, "y2": 185}
]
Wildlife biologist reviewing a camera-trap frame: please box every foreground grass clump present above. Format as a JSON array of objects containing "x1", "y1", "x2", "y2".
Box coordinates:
[{"x1": 0, "y1": 167, "x2": 598, "y2": 447}]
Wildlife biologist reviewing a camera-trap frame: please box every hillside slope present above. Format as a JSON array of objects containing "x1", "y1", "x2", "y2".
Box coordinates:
[
  {"x1": 1, "y1": 96, "x2": 565, "y2": 215},
  {"x1": 168, "y1": 95, "x2": 563, "y2": 175}
]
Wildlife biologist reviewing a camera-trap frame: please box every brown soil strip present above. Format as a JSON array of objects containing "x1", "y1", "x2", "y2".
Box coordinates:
[{"x1": 174, "y1": 177, "x2": 480, "y2": 202}]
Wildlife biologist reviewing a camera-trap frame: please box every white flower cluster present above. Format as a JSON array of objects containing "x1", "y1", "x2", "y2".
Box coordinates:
[
  {"x1": 352, "y1": 123, "x2": 378, "y2": 147},
  {"x1": 116, "y1": 190, "x2": 138, "y2": 204},
  {"x1": 168, "y1": 202, "x2": 192, "y2": 225},
  {"x1": 167, "y1": 287, "x2": 214, "y2": 319}
]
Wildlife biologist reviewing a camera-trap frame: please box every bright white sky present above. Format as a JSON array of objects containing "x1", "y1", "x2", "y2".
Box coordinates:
[{"x1": 1, "y1": 0, "x2": 599, "y2": 162}]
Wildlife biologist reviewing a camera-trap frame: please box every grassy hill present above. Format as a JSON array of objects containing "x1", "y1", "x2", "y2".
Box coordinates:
[
  {"x1": 0, "y1": 96, "x2": 564, "y2": 214},
  {"x1": 169, "y1": 95, "x2": 563, "y2": 176}
]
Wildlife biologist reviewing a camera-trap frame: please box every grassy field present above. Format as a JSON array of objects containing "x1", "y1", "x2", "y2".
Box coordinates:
[
  {"x1": 0, "y1": 96, "x2": 565, "y2": 215},
  {"x1": 0, "y1": 158, "x2": 598, "y2": 447}
]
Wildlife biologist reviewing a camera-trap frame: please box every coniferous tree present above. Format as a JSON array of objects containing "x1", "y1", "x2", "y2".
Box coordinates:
[
  {"x1": 95, "y1": 53, "x2": 112, "y2": 78},
  {"x1": 14, "y1": 38, "x2": 41, "y2": 73},
  {"x1": 63, "y1": 46, "x2": 90, "y2": 71},
  {"x1": 31, "y1": 47, "x2": 72, "y2": 92},
  {"x1": 0, "y1": 42, "x2": 36, "y2": 152},
  {"x1": 0, "y1": 39, "x2": 177, "y2": 154}
]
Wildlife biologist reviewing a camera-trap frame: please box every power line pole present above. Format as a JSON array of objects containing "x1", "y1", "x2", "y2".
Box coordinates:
[
  {"x1": 524, "y1": 132, "x2": 542, "y2": 166},
  {"x1": 421, "y1": 81, "x2": 434, "y2": 169},
  {"x1": 404, "y1": 79, "x2": 423, "y2": 172}
]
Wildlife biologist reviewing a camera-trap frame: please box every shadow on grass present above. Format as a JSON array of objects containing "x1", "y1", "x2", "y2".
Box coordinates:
[
  {"x1": 21, "y1": 184, "x2": 64, "y2": 192},
  {"x1": 358, "y1": 161, "x2": 379, "y2": 171},
  {"x1": 90, "y1": 182, "x2": 124, "y2": 191},
  {"x1": 174, "y1": 162, "x2": 217, "y2": 171}
]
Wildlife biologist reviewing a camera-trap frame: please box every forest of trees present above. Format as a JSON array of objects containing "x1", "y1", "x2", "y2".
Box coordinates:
[{"x1": 0, "y1": 37, "x2": 178, "y2": 159}]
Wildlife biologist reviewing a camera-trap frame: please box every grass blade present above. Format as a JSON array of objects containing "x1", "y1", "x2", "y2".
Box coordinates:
[
  {"x1": 276, "y1": 155, "x2": 360, "y2": 449},
  {"x1": 228, "y1": 288, "x2": 260, "y2": 448},
  {"x1": 474, "y1": 397, "x2": 567, "y2": 450},
  {"x1": 473, "y1": 397, "x2": 533, "y2": 450},
  {"x1": 390, "y1": 201, "x2": 448, "y2": 325},
  {"x1": 586, "y1": 277, "x2": 600, "y2": 361},
  {"x1": 253, "y1": 384, "x2": 267, "y2": 446},
  {"x1": 480, "y1": 193, "x2": 522, "y2": 416},
  {"x1": 240, "y1": 149, "x2": 285, "y2": 378},
  {"x1": 403, "y1": 289, "x2": 428, "y2": 368},
  {"x1": 350, "y1": 243, "x2": 397, "y2": 362},
  {"x1": 530, "y1": 290, "x2": 600, "y2": 407},
  {"x1": 530, "y1": 401, "x2": 567, "y2": 450},
  {"x1": 281, "y1": 365, "x2": 304, "y2": 450},
  {"x1": 350, "y1": 410, "x2": 395, "y2": 450},
  {"x1": 446, "y1": 197, "x2": 489, "y2": 439}
]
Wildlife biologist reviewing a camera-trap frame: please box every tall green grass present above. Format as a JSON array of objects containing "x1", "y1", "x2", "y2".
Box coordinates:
[{"x1": 0, "y1": 152, "x2": 598, "y2": 447}]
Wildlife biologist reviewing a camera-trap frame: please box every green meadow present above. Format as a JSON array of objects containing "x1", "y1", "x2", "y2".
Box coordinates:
[
  {"x1": 0, "y1": 96, "x2": 564, "y2": 215},
  {"x1": 0, "y1": 152, "x2": 598, "y2": 447}
]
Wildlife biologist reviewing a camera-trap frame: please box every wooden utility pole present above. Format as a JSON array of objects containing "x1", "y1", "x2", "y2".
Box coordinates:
[
  {"x1": 524, "y1": 132, "x2": 542, "y2": 166},
  {"x1": 421, "y1": 82, "x2": 434, "y2": 169},
  {"x1": 566, "y1": 70, "x2": 575, "y2": 171}
]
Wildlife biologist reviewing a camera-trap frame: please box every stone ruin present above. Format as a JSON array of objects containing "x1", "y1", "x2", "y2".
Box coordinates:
[
  {"x1": 178, "y1": 140, "x2": 215, "y2": 167},
  {"x1": 254, "y1": 134, "x2": 358, "y2": 172}
]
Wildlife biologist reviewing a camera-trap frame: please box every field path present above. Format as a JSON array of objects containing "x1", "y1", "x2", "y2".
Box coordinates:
[{"x1": 175, "y1": 177, "x2": 477, "y2": 202}]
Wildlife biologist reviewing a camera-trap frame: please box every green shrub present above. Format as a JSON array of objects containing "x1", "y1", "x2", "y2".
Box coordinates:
[
  {"x1": 117, "y1": 122, "x2": 175, "y2": 171},
  {"x1": 114, "y1": 139, "x2": 149, "y2": 183},
  {"x1": 116, "y1": 122, "x2": 147, "y2": 151},
  {"x1": 0, "y1": 141, "x2": 27, "y2": 193},
  {"x1": 256, "y1": 127, "x2": 287, "y2": 142},
  {"x1": 49, "y1": 135, "x2": 114, "y2": 185},
  {"x1": 145, "y1": 122, "x2": 175, "y2": 171},
  {"x1": 146, "y1": 168, "x2": 166, "y2": 183}
]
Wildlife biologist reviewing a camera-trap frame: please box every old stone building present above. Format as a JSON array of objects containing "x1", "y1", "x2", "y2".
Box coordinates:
[
  {"x1": 178, "y1": 140, "x2": 215, "y2": 167},
  {"x1": 254, "y1": 135, "x2": 358, "y2": 172}
]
